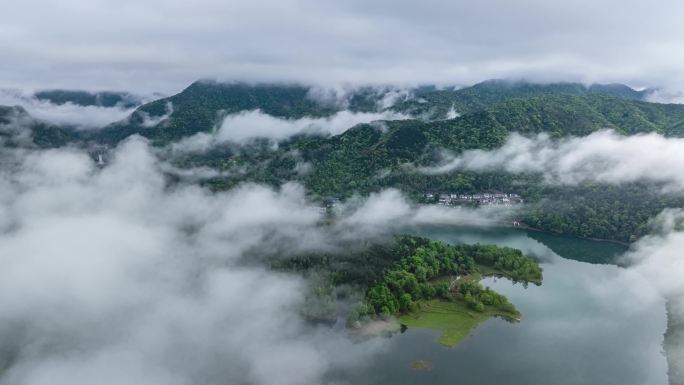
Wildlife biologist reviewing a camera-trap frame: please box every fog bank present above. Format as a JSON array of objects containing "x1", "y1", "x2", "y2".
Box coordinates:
[{"x1": 422, "y1": 130, "x2": 684, "y2": 192}]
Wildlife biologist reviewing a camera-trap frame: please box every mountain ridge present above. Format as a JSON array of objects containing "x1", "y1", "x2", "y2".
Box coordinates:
[{"x1": 91, "y1": 79, "x2": 658, "y2": 145}]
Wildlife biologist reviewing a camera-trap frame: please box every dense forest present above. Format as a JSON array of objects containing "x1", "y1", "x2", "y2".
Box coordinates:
[
  {"x1": 272, "y1": 235, "x2": 541, "y2": 323},
  {"x1": 93, "y1": 82, "x2": 344, "y2": 144},
  {"x1": 357, "y1": 237, "x2": 541, "y2": 319},
  {"x1": 391, "y1": 79, "x2": 649, "y2": 120},
  {"x1": 7, "y1": 79, "x2": 684, "y2": 244},
  {"x1": 92, "y1": 79, "x2": 684, "y2": 146},
  {"x1": 34, "y1": 90, "x2": 141, "y2": 108},
  {"x1": 523, "y1": 184, "x2": 684, "y2": 243}
]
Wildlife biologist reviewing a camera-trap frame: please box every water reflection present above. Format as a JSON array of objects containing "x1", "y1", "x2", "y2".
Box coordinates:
[{"x1": 328, "y1": 226, "x2": 667, "y2": 385}]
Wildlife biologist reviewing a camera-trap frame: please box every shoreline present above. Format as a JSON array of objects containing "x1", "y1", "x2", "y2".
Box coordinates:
[{"x1": 498, "y1": 222, "x2": 632, "y2": 247}]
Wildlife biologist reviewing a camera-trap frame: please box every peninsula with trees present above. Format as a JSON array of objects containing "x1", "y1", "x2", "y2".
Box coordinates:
[{"x1": 274, "y1": 235, "x2": 542, "y2": 347}]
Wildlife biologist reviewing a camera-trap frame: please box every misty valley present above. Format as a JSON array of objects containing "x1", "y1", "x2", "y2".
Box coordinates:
[{"x1": 1, "y1": 79, "x2": 683, "y2": 385}]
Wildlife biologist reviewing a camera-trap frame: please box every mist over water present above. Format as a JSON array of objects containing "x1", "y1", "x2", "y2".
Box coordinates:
[
  {"x1": 330, "y1": 226, "x2": 668, "y2": 385},
  {"x1": 1, "y1": 87, "x2": 683, "y2": 384},
  {"x1": 0, "y1": 132, "x2": 679, "y2": 385},
  {"x1": 3, "y1": 0, "x2": 684, "y2": 382},
  {"x1": 0, "y1": 138, "x2": 519, "y2": 385}
]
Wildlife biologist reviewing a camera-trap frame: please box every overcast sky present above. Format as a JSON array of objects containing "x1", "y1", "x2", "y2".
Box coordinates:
[{"x1": 2, "y1": 0, "x2": 684, "y2": 94}]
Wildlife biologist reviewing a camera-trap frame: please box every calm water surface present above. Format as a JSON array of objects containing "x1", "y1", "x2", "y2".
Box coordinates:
[{"x1": 329, "y1": 226, "x2": 668, "y2": 385}]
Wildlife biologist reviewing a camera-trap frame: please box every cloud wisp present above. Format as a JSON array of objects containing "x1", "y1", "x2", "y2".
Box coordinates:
[
  {"x1": 620, "y1": 209, "x2": 684, "y2": 380},
  {"x1": 0, "y1": 138, "x2": 373, "y2": 385},
  {"x1": 172, "y1": 108, "x2": 407, "y2": 151},
  {"x1": 0, "y1": 90, "x2": 139, "y2": 129},
  {"x1": 421, "y1": 130, "x2": 684, "y2": 192}
]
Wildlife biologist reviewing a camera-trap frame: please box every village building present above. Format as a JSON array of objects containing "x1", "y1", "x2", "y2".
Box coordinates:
[{"x1": 423, "y1": 190, "x2": 524, "y2": 208}]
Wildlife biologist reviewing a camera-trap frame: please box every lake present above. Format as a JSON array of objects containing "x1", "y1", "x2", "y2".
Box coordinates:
[{"x1": 329, "y1": 226, "x2": 668, "y2": 385}]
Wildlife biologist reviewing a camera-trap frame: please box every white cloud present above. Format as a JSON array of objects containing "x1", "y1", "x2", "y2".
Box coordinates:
[
  {"x1": 0, "y1": 106, "x2": 34, "y2": 146},
  {"x1": 3, "y1": 0, "x2": 684, "y2": 94},
  {"x1": 172, "y1": 108, "x2": 407, "y2": 150},
  {"x1": 645, "y1": 88, "x2": 684, "y2": 104},
  {"x1": 0, "y1": 90, "x2": 138, "y2": 129},
  {"x1": 619, "y1": 209, "x2": 684, "y2": 378},
  {"x1": 0, "y1": 135, "x2": 511, "y2": 385},
  {"x1": 622, "y1": 209, "x2": 684, "y2": 303},
  {"x1": 444, "y1": 105, "x2": 460, "y2": 119},
  {"x1": 137, "y1": 102, "x2": 174, "y2": 128},
  {"x1": 422, "y1": 130, "x2": 684, "y2": 192},
  {"x1": 335, "y1": 189, "x2": 508, "y2": 240},
  {"x1": 305, "y1": 84, "x2": 357, "y2": 109}
]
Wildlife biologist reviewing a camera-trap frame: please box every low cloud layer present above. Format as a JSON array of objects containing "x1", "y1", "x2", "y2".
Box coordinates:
[
  {"x1": 306, "y1": 85, "x2": 413, "y2": 110},
  {"x1": 0, "y1": 107, "x2": 35, "y2": 146},
  {"x1": 0, "y1": 90, "x2": 138, "y2": 129},
  {"x1": 4, "y1": 0, "x2": 684, "y2": 94},
  {"x1": 0, "y1": 135, "x2": 508, "y2": 385},
  {"x1": 0, "y1": 138, "x2": 372, "y2": 385},
  {"x1": 137, "y1": 101, "x2": 174, "y2": 128},
  {"x1": 173, "y1": 108, "x2": 407, "y2": 151},
  {"x1": 621, "y1": 209, "x2": 684, "y2": 379},
  {"x1": 623, "y1": 209, "x2": 684, "y2": 304},
  {"x1": 423, "y1": 130, "x2": 684, "y2": 192}
]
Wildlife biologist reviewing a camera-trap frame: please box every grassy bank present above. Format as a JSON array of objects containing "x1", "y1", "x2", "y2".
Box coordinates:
[{"x1": 399, "y1": 299, "x2": 519, "y2": 347}]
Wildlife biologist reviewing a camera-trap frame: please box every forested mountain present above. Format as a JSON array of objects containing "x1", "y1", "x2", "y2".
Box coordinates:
[
  {"x1": 92, "y1": 79, "x2": 662, "y2": 145},
  {"x1": 34, "y1": 90, "x2": 141, "y2": 108},
  {"x1": 0, "y1": 105, "x2": 76, "y2": 147},
  {"x1": 391, "y1": 79, "x2": 652, "y2": 119},
  {"x1": 156, "y1": 81, "x2": 684, "y2": 243},
  {"x1": 94, "y1": 81, "x2": 350, "y2": 144},
  {"x1": 184, "y1": 90, "x2": 684, "y2": 197},
  {"x1": 272, "y1": 235, "x2": 540, "y2": 322},
  {"x1": 14, "y1": 79, "x2": 684, "y2": 243}
]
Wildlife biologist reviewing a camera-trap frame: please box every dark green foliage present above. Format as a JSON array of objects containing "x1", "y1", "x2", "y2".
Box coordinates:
[
  {"x1": 272, "y1": 235, "x2": 538, "y2": 321},
  {"x1": 392, "y1": 79, "x2": 649, "y2": 119},
  {"x1": 346, "y1": 86, "x2": 397, "y2": 112},
  {"x1": 192, "y1": 89, "x2": 684, "y2": 199},
  {"x1": 359, "y1": 236, "x2": 541, "y2": 317},
  {"x1": 84, "y1": 79, "x2": 684, "y2": 244},
  {"x1": 7, "y1": 79, "x2": 684, "y2": 247},
  {"x1": 29, "y1": 122, "x2": 79, "y2": 148},
  {"x1": 460, "y1": 243, "x2": 543, "y2": 283},
  {"x1": 96, "y1": 81, "x2": 345, "y2": 144},
  {"x1": 486, "y1": 94, "x2": 684, "y2": 137},
  {"x1": 270, "y1": 237, "x2": 416, "y2": 287},
  {"x1": 433, "y1": 281, "x2": 450, "y2": 299},
  {"x1": 34, "y1": 90, "x2": 140, "y2": 108},
  {"x1": 523, "y1": 184, "x2": 684, "y2": 243},
  {"x1": 459, "y1": 280, "x2": 515, "y2": 313},
  {"x1": 0, "y1": 106, "x2": 78, "y2": 148},
  {"x1": 92, "y1": 79, "x2": 667, "y2": 145}
]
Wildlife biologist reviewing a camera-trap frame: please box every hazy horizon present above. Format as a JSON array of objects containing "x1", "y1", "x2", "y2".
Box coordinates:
[{"x1": 2, "y1": 0, "x2": 684, "y2": 97}]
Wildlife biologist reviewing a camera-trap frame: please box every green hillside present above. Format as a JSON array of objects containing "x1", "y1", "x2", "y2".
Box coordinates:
[
  {"x1": 392, "y1": 79, "x2": 650, "y2": 119},
  {"x1": 95, "y1": 81, "x2": 348, "y2": 144},
  {"x1": 93, "y1": 79, "x2": 660, "y2": 145},
  {"x1": 23, "y1": 79, "x2": 684, "y2": 244},
  {"x1": 34, "y1": 90, "x2": 141, "y2": 108},
  {"x1": 0, "y1": 106, "x2": 77, "y2": 148}
]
